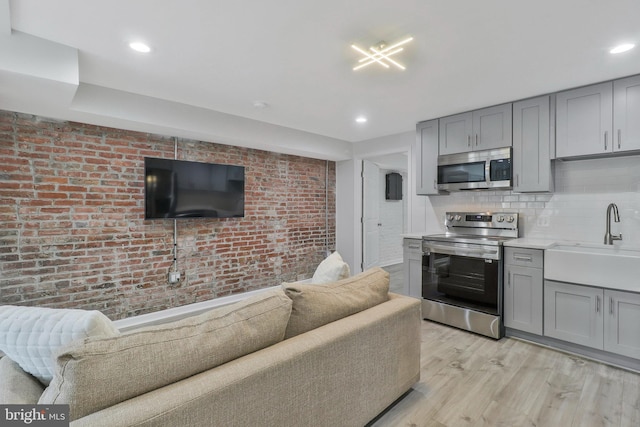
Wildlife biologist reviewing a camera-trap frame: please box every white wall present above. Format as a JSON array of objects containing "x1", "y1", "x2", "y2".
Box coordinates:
[{"x1": 422, "y1": 155, "x2": 640, "y2": 246}]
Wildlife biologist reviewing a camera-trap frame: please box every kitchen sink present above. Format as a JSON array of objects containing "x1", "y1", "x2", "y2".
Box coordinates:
[{"x1": 544, "y1": 243, "x2": 640, "y2": 291}]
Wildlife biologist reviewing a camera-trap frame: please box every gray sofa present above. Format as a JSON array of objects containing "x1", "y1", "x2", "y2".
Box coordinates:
[{"x1": 1, "y1": 267, "x2": 421, "y2": 426}]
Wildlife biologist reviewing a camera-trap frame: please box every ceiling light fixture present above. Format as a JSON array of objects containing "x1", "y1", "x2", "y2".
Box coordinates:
[
  {"x1": 352, "y1": 36, "x2": 413, "y2": 71},
  {"x1": 355, "y1": 116, "x2": 367, "y2": 123},
  {"x1": 610, "y1": 43, "x2": 635, "y2": 54},
  {"x1": 129, "y1": 41, "x2": 151, "y2": 53}
]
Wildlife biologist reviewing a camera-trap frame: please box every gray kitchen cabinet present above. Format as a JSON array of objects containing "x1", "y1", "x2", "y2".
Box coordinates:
[
  {"x1": 504, "y1": 247, "x2": 544, "y2": 335},
  {"x1": 403, "y1": 238, "x2": 423, "y2": 299},
  {"x1": 556, "y1": 82, "x2": 613, "y2": 158},
  {"x1": 439, "y1": 112, "x2": 472, "y2": 155},
  {"x1": 415, "y1": 120, "x2": 439, "y2": 195},
  {"x1": 544, "y1": 280, "x2": 604, "y2": 349},
  {"x1": 512, "y1": 96, "x2": 554, "y2": 192},
  {"x1": 613, "y1": 74, "x2": 640, "y2": 153},
  {"x1": 556, "y1": 75, "x2": 640, "y2": 158},
  {"x1": 604, "y1": 289, "x2": 640, "y2": 359},
  {"x1": 439, "y1": 103, "x2": 512, "y2": 155}
]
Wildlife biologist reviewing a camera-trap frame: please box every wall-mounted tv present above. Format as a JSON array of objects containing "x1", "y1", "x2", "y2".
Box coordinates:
[{"x1": 144, "y1": 157, "x2": 245, "y2": 219}]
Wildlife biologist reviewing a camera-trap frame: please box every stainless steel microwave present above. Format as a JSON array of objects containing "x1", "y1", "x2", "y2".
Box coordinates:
[{"x1": 437, "y1": 147, "x2": 512, "y2": 191}]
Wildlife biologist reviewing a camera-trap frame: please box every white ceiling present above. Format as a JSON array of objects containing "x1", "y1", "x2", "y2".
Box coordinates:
[{"x1": 3, "y1": 0, "x2": 640, "y2": 159}]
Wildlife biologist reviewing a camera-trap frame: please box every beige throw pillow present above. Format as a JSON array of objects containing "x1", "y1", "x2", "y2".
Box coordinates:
[
  {"x1": 283, "y1": 267, "x2": 389, "y2": 339},
  {"x1": 0, "y1": 356, "x2": 45, "y2": 404},
  {"x1": 39, "y1": 288, "x2": 292, "y2": 421}
]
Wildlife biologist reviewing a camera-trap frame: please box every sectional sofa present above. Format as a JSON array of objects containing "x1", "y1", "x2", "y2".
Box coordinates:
[{"x1": 0, "y1": 267, "x2": 421, "y2": 426}]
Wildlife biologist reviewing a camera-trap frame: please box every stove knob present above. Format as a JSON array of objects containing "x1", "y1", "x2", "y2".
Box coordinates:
[
  {"x1": 454, "y1": 215, "x2": 462, "y2": 222},
  {"x1": 446, "y1": 214, "x2": 454, "y2": 221},
  {"x1": 506, "y1": 215, "x2": 515, "y2": 223},
  {"x1": 496, "y1": 215, "x2": 505, "y2": 222}
]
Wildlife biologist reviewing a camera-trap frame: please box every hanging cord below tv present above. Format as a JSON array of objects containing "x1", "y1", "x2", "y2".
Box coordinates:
[
  {"x1": 169, "y1": 137, "x2": 180, "y2": 284},
  {"x1": 325, "y1": 160, "x2": 330, "y2": 257}
]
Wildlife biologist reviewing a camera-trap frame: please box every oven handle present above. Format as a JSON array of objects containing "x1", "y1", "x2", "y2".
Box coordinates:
[{"x1": 423, "y1": 242, "x2": 499, "y2": 260}]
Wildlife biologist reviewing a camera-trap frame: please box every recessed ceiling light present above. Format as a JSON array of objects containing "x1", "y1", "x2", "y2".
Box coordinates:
[
  {"x1": 355, "y1": 116, "x2": 367, "y2": 123},
  {"x1": 129, "y1": 42, "x2": 151, "y2": 53},
  {"x1": 610, "y1": 43, "x2": 635, "y2": 54}
]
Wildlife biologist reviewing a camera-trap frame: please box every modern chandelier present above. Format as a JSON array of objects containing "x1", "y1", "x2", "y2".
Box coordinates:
[{"x1": 351, "y1": 36, "x2": 413, "y2": 71}]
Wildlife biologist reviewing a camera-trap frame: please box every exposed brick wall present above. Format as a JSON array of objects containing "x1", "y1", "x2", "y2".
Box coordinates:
[{"x1": 0, "y1": 111, "x2": 335, "y2": 319}]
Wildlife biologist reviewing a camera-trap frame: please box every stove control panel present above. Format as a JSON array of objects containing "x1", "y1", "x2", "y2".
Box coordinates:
[{"x1": 445, "y1": 211, "x2": 519, "y2": 230}]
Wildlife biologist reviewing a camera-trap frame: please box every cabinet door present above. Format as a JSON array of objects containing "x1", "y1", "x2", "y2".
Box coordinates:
[
  {"x1": 415, "y1": 120, "x2": 439, "y2": 195},
  {"x1": 439, "y1": 112, "x2": 472, "y2": 155},
  {"x1": 556, "y1": 82, "x2": 613, "y2": 158},
  {"x1": 512, "y1": 96, "x2": 553, "y2": 193},
  {"x1": 504, "y1": 265, "x2": 543, "y2": 335},
  {"x1": 604, "y1": 289, "x2": 640, "y2": 359},
  {"x1": 544, "y1": 280, "x2": 603, "y2": 349},
  {"x1": 472, "y1": 103, "x2": 512, "y2": 150},
  {"x1": 613, "y1": 75, "x2": 640, "y2": 153},
  {"x1": 403, "y1": 239, "x2": 423, "y2": 299}
]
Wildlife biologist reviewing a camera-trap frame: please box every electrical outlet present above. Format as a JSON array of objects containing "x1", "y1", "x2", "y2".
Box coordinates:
[{"x1": 168, "y1": 271, "x2": 181, "y2": 284}]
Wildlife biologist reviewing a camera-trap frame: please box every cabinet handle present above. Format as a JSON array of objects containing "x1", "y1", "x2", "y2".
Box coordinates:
[
  {"x1": 618, "y1": 129, "x2": 621, "y2": 149},
  {"x1": 408, "y1": 244, "x2": 421, "y2": 249},
  {"x1": 513, "y1": 255, "x2": 532, "y2": 262},
  {"x1": 610, "y1": 297, "x2": 614, "y2": 315},
  {"x1": 604, "y1": 131, "x2": 608, "y2": 150},
  {"x1": 468, "y1": 135, "x2": 471, "y2": 147},
  {"x1": 596, "y1": 295, "x2": 601, "y2": 313},
  {"x1": 433, "y1": 179, "x2": 437, "y2": 190},
  {"x1": 508, "y1": 272, "x2": 511, "y2": 286},
  {"x1": 475, "y1": 134, "x2": 479, "y2": 146},
  {"x1": 515, "y1": 174, "x2": 519, "y2": 188}
]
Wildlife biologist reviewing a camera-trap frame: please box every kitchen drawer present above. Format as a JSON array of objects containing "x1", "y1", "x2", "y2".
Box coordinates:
[{"x1": 504, "y1": 247, "x2": 543, "y2": 269}]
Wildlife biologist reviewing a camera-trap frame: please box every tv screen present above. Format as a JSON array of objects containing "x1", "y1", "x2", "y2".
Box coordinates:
[{"x1": 144, "y1": 157, "x2": 245, "y2": 219}]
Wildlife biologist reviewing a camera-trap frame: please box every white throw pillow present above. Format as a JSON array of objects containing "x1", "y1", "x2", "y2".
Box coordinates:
[
  {"x1": 311, "y1": 251, "x2": 351, "y2": 284},
  {"x1": 0, "y1": 305, "x2": 119, "y2": 385}
]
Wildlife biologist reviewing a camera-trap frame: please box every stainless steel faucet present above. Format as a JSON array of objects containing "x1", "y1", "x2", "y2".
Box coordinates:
[{"x1": 604, "y1": 203, "x2": 622, "y2": 245}]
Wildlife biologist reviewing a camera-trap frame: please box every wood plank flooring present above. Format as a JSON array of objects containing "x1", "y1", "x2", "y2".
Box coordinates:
[{"x1": 370, "y1": 320, "x2": 640, "y2": 427}]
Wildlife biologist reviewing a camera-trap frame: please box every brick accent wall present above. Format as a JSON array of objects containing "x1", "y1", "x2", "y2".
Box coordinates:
[{"x1": 0, "y1": 111, "x2": 335, "y2": 319}]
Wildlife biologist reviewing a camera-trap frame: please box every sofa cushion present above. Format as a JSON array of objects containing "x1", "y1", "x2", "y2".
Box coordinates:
[
  {"x1": 0, "y1": 305, "x2": 119, "y2": 385},
  {"x1": 39, "y1": 287, "x2": 292, "y2": 421},
  {"x1": 311, "y1": 251, "x2": 350, "y2": 284},
  {"x1": 283, "y1": 267, "x2": 390, "y2": 338},
  {"x1": 0, "y1": 356, "x2": 46, "y2": 404}
]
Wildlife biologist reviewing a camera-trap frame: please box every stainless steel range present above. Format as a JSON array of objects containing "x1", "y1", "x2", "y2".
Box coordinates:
[{"x1": 422, "y1": 212, "x2": 519, "y2": 339}]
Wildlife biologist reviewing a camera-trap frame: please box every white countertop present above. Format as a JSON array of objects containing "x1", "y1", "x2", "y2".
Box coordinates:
[{"x1": 503, "y1": 238, "x2": 557, "y2": 250}]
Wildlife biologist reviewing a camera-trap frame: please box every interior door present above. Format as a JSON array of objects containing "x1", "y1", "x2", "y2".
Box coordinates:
[{"x1": 362, "y1": 160, "x2": 380, "y2": 270}]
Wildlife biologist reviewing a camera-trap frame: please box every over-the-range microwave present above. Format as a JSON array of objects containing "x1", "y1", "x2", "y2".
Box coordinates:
[{"x1": 437, "y1": 147, "x2": 512, "y2": 191}]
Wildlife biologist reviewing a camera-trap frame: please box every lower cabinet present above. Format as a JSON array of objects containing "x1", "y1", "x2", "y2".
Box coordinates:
[
  {"x1": 505, "y1": 265, "x2": 543, "y2": 335},
  {"x1": 544, "y1": 280, "x2": 640, "y2": 359},
  {"x1": 605, "y1": 290, "x2": 640, "y2": 359},
  {"x1": 504, "y1": 247, "x2": 544, "y2": 335},
  {"x1": 403, "y1": 238, "x2": 423, "y2": 299}
]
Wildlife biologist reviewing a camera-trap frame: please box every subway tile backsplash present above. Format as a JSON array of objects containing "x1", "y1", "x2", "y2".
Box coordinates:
[{"x1": 428, "y1": 155, "x2": 640, "y2": 247}]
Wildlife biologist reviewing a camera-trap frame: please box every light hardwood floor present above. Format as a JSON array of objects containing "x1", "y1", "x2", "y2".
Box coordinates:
[{"x1": 370, "y1": 320, "x2": 640, "y2": 427}]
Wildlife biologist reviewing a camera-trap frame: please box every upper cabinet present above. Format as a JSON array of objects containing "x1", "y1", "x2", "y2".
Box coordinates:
[
  {"x1": 416, "y1": 119, "x2": 439, "y2": 195},
  {"x1": 512, "y1": 95, "x2": 554, "y2": 193},
  {"x1": 439, "y1": 103, "x2": 512, "y2": 155},
  {"x1": 614, "y1": 74, "x2": 640, "y2": 153},
  {"x1": 556, "y1": 75, "x2": 640, "y2": 158}
]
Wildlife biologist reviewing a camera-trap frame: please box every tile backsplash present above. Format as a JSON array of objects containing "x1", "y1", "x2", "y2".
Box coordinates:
[{"x1": 427, "y1": 154, "x2": 640, "y2": 247}]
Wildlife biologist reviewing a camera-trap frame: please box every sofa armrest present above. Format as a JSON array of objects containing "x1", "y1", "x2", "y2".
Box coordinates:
[{"x1": 71, "y1": 295, "x2": 421, "y2": 427}]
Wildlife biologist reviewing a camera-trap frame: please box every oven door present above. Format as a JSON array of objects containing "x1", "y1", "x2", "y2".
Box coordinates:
[{"x1": 422, "y1": 240, "x2": 501, "y2": 315}]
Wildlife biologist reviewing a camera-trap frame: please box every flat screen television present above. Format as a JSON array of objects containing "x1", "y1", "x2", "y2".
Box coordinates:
[{"x1": 144, "y1": 157, "x2": 245, "y2": 219}]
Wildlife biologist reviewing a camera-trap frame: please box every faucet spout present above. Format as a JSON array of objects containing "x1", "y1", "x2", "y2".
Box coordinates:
[{"x1": 604, "y1": 203, "x2": 622, "y2": 245}]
